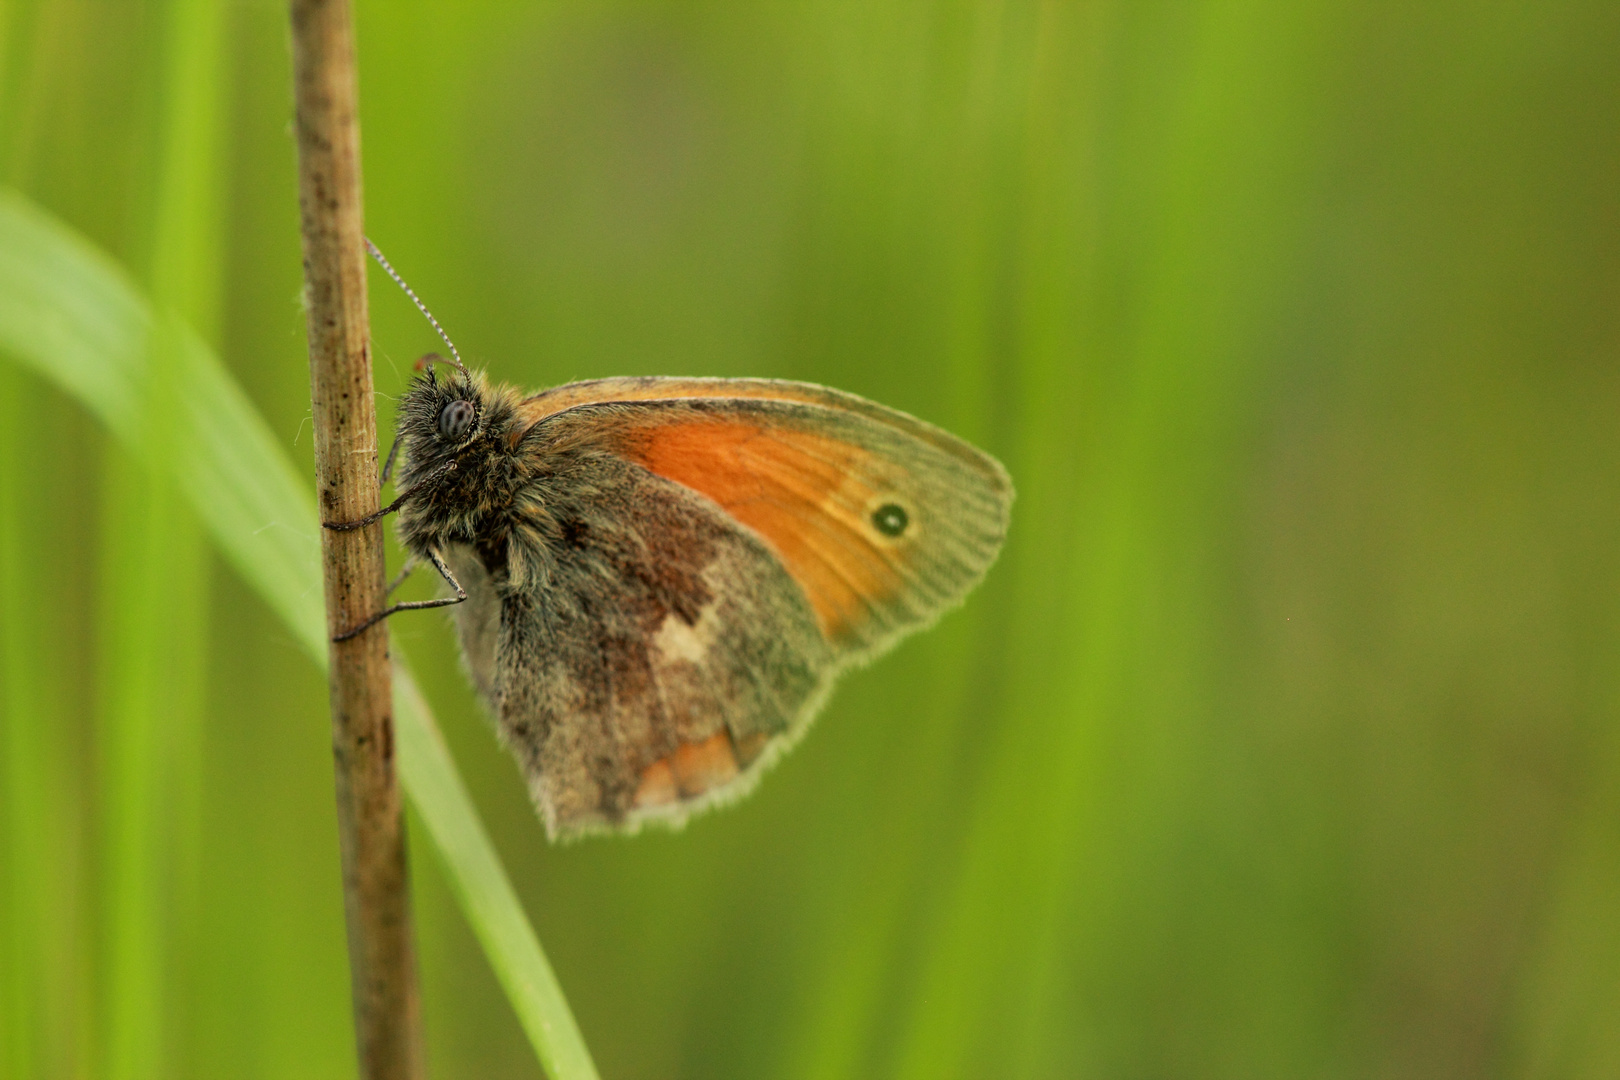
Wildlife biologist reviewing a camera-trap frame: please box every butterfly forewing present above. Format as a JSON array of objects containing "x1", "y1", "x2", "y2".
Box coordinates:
[{"x1": 577, "y1": 397, "x2": 1010, "y2": 654}]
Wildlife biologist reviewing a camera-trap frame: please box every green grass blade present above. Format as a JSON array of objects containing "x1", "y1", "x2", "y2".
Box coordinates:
[
  {"x1": 0, "y1": 187, "x2": 325, "y2": 650},
  {"x1": 0, "y1": 187, "x2": 600, "y2": 1080}
]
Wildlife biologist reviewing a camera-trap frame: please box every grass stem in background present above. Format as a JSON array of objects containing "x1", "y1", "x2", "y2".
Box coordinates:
[
  {"x1": 0, "y1": 373, "x2": 41, "y2": 1080},
  {"x1": 98, "y1": 1, "x2": 227, "y2": 1075}
]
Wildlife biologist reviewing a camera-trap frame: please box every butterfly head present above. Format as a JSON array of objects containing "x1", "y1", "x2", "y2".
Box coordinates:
[
  {"x1": 397, "y1": 363, "x2": 487, "y2": 463},
  {"x1": 390, "y1": 360, "x2": 531, "y2": 537}
]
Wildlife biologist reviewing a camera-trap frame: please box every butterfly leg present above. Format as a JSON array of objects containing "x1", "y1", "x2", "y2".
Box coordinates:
[
  {"x1": 380, "y1": 427, "x2": 405, "y2": 485},
  {"x1": 323, "y1": 459, "x2": 458, "y2": 532},
  {"x1": 331, "y1": 548, "x2": 467, "y2": 642},
  {"x1": 385, "y1": 555, "x2": 417, "y2": 597}
]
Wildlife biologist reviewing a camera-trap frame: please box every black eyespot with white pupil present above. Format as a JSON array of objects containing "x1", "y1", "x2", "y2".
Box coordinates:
[
  {"x1": 439, "y1": 399, "x2": 475, "y2": 440},
  {"x1": 872, "y1": 503, "x2": 909, "y2": 537}
]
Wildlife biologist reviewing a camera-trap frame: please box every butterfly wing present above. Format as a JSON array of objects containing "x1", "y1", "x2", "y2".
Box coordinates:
[{"x1": 471, "y1": 381, "x2": 1011, "y2": 838}]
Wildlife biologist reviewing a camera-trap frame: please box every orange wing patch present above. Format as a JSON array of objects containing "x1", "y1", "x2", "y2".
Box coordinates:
[
  {"x1": 634, "y1": 730, "x2": 737, "y2": 808},
  {"x1": 633, "y1": 729, "x2": 774, "y2": 810},
  {"x1": 634, "y1": 758, "x2": 679, "y2": 808},
  {"x1": 623, "y1": 418, "x2": 909, "y2": 641}
]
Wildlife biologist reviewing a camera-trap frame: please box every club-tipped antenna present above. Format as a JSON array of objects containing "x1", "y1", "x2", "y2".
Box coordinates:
[{"x1": 364, "y1": 237, "x2": 470, "y2": 378}]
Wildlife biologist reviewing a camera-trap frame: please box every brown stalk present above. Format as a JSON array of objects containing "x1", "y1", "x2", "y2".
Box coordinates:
[{"x1": 290, "y1": 1, "x2": 423, "y2": 1077}]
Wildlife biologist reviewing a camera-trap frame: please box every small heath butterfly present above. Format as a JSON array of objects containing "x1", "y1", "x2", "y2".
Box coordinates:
[{"x1": 331, "y1": 244, "x2": 1012, "y2": 839}]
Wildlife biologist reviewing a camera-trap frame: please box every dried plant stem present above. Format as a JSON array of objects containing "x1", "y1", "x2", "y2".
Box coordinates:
[{"x1": 289, "y1": 2, "x2": 423, "y2": 1077}]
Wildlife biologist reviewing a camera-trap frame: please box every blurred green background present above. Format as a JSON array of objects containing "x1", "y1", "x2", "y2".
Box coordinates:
[{"x1": 3, "y1": 1, "x2": 1619, "y2": 1077}]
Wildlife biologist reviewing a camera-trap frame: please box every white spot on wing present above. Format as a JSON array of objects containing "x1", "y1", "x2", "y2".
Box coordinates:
[{"x1": 651, "y1": 601, "x2": 719, "y2": 666}]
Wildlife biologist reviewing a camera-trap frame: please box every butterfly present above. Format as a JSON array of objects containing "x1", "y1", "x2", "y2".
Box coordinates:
[{"x1": 329, "y1": 247, "x2": 1011, "y2": 839}]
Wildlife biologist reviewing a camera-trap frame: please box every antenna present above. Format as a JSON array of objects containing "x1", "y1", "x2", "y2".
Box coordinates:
[{"x1": 364, "y1": 237, "x2": 470, "y2": 378}]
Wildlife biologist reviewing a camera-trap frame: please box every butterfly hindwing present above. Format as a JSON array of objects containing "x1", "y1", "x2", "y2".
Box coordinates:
[{"x1": 463, "y1": 448, "x2": 834, "y2": 837}]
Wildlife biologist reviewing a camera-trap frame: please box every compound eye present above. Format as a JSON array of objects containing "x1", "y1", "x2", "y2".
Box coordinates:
[{"x1": 438, "y1": 399, "x2": 475, "y2": 440}]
